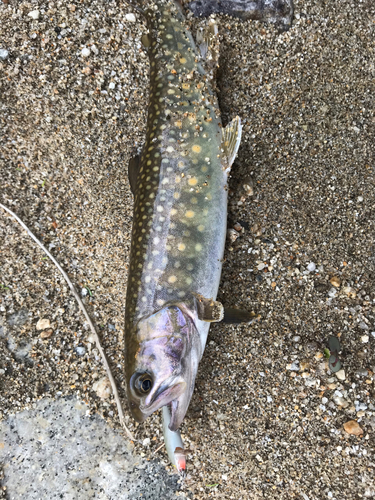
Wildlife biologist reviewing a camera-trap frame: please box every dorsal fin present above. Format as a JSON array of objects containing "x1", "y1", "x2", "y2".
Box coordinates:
[{"x1": 222, "y1": 116, "x2": 242, "y2": 170}]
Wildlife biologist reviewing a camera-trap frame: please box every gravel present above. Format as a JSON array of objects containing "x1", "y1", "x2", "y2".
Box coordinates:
[{"x1": 1, "y1": 0, "x2": 375, "y2": 498}]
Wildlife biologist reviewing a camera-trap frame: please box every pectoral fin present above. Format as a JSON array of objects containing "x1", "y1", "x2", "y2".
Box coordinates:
[
  {"x1": 194, "y1": 294, "x2": 224, "y2": 322},
  {"x1": 222, "y1": 116, "x2": 242, "y2": 171},
  {"x1": 128, "y1": 154, "x2": 141, "y2": 195},
  {"x1": 194, "y1": 294, "x2": 259, "y2": 325},
  {"x1": 222, "y1": 308, "x2": 260, "y2": 324}
]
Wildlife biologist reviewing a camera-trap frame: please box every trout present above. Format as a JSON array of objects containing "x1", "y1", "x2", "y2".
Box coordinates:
[{"x1": 125, "y1": 0, "x2": 253, "y2": 432}]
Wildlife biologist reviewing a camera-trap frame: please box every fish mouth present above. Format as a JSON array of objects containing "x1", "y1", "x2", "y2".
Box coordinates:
[{"x1": 138, "y1": 381, "x2": 187, "y2": 419}]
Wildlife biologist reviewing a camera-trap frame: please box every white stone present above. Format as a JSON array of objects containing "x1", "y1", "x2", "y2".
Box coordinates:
[
  {"x1": 361, "y1": 335, "x2": 369, "y2": 343},
  {"x1": 91, "y1": 44, "x2": 98, "y2": 55},
  {"x1": 81, "y1": 47, "x2": 91, "y2": 57},
  {"x1": 36, "y1": 318, "x2": 51, "y2": 330},
  {"x1": 307, "y1": 262, "x2": 316, "y2": 272},
  {"x1": 142, "y1": 438, "x2": 150, "y2": 446},
  {"x1": 109, "y1": 82, "x2": 115, "y2": 90},
  {"x1": 125, "y1": 13, "x2": 136, "y2": 22},
  {"x1": 92, "y1": 377, "x2": 112, "y2": 399},
  {"x1": 0, "y1": 398, "x2": 172, "y2": 498},
  {"x1": 28, "y1": 10, "x2": 40, "y2": 20},
  {"x1": 335, "y1": 369, "x2": 346, "y2": 381},
  {"x1": 0, "y1": 49, "x2": 9, "y2": 60}
]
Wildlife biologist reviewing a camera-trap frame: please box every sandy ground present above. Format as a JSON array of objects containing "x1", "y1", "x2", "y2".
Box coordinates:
[{"x1": 1, "y1": 0, "x2": 375, "y2": 498}]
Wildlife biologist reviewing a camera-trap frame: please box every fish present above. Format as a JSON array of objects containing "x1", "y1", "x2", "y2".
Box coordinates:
[{"x1": 124, "y1": 0, "x2": 256, "y2": 432}]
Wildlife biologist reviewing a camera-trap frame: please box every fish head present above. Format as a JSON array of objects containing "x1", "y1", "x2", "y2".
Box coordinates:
[{"x1": 126, "y1": 302, "x2": 202, "y2": 431}]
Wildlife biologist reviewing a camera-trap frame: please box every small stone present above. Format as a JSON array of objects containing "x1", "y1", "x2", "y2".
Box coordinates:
[
  {"x1": 91, "y1": 44, "x2": 99, "y2": 55},
  {"x1": 315, "y1": 352, "x2": 323, "y2": 360},
  {"x1": 125, "y1": 13, "x2": 136, "y2": 22},
  {"x1": 361, "y1": 335, "x2": 369, "y2": 343},
  {"x1": 75, "y1": 346, "x2": 86, "y2": 356},
  {"x1": 92, "y1": 377, "x2": 112, "y2": 399},
  {"x1": 40, "y1": 329, "x2": 53, "y2": 339},
  {"x1": 82, "y1": 66, "x2": 91, "y2": 75},
  {"x1": 233, "y1": 222, "x2": 242, "y2": 232},
  {"x1": 300, "y1": 360, "x2": 310, "y2": 371},
  {"x1": 257, "y1": 263, "x2": 265, "y2": 271},
  {"x1": 81, "y1": 47, "x2": 91, "y2": 57},
  {"x1": 357, "y1": 410, "x2": 366, "y2": 418},
  {"x1": 142, "y1": 437, "x2": 150, "y2": 446},
  {"x1": 328, "y1": 383, "x2": 337, "y2": 390},
  {"x1": 307, "y1": 262, "x2": 316, "y2": 272},
  {"x1": 333, "y1": 395, "x2": 349, "y2": 408},
  {"x1": 109, "y1": 82, "x2": 116, "y2": 90},
  {"x1": 227, "y1": 229, "x2": 239, "y2": 242},
  {"x1": 0, "y1": 49, "x2": 9, "y2": 61},
  {"x1": 36, "y1": 318, "x2": 51, "y2": 330},
  {"x1": 28, "y1": 10, "x2": 40, "y2": 20},
  {"x1": 81, "y1": 287, "x2": 88, "y2": 296},
  {"x1": 343, "y1": 420, "x2": 363, "y2": 436},
  {"x1": 330, "y1": 276, "x2": 341, "y2": 287},
  {"x1": 335, "y1": 369, "x2": 346, "y2": 381},
  {"x1": 342, "y1": 286, "x2": 356, "y2": 298},
  {"x1": 288, "y1": 360, "x2": 300, "y2": 371},
  {"x1": 357, "y1": 195, "x2": 363, "y2": 202},
  {"x1": 243, "y1": 176, "x2": 254, "y2": 196},
  {"x1": 293, "y1": 335, "x2": 301, "y2": 342}
]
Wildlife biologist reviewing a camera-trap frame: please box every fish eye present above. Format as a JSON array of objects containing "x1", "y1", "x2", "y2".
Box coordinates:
[
  {"x1": 133, "y1": 373, "x2": 153, "y2": 395},
  {"x1": 141, "y1": 378, "x2": 152, "y2": 393}
]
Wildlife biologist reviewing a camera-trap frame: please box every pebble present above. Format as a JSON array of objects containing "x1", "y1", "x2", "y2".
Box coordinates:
[
  {"x1": 361, "y1": 335, "x2": 369, "y2": 343},
  {"x1": 109, "y1": 82, "x2": 116, "y2": 90},
  {"x1": 28, "y1": 10, "x2": 40, "y2": 20},
  {"x1": 330, "y1": 276, "x2": 341, "y2": 288},
  {"x1": 227, "y1": 228, "x2": 239, "y2": 242},
  {"x1": 142, "y1": 437, "x2": 151, "y2": 446},
  {"x1": 125, "y1": 13, "x2": 136, "y2": 22},
  {"x1": 36, "y1": 318, "x2": 51, "y2": 330},
  {"x1": 92, "y1": 377, "x2": 112, "y2": 399},
  {"x1": 333, "y1": 395, "x2": 349, "y2": 408},
  {"x1": 335, "y1": 369, "x2": 346, "y2": 381},
  {"x1": 288, "y1": 360, "x2": 299, "y2": 371},
  {"x1": 75, "y1": 346, "x2": 86, "y2": 356},
  {"x1": 0, "y1": 48, "x2": 9, "y2": 60},
  {"x1": 343, "y1": 420, "x2": 363, "y2": 436},
  {"x1": 40, "y1": 329, "x2": 53, "y2": 339},
  {"x1": 81, "y1": 47, "x2": 91, "y2": 57},
  {"x1": 307, "y1": 262, "x2": 316, "y2": 272}
]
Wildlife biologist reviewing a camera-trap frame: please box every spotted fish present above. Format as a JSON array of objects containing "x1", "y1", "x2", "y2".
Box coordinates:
[{"x1": 125, "y1": 0, "x2": 254, "y2": 432}]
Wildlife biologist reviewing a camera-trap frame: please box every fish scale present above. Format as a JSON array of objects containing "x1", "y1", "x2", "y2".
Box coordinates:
[{"x1": 125, "y1": 0, "x2": 242, "y2": 433}]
